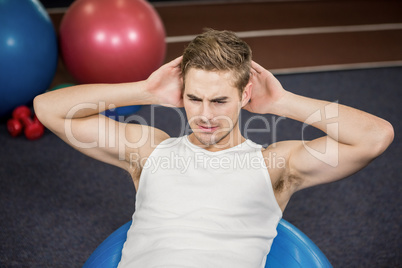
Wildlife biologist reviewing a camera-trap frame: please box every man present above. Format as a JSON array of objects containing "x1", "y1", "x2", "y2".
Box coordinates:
[{"x1": 34, "y1": 30, "x2": 394, "y2": 267}]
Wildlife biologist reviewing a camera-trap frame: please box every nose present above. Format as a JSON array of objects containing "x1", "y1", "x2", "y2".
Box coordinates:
[{"x1": 200, "y1": 102, "x2": 214, "y2": 121}]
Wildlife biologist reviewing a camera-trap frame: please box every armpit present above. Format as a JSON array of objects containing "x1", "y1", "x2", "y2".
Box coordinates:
[{"x1": 273, "y1": 171, "x2": 302, "y2": 193}]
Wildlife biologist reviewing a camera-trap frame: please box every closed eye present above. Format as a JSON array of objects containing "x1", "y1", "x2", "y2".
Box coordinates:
[{"x1": 189, "y1": 99, "x2": 226, "y2": 104}]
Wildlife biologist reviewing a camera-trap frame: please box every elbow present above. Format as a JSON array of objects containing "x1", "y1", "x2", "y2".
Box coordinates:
[
  {"x1": 369, "y1": 120, "x2": 394, "y2": 158},
  {"x1": 381, "y1": 120, "x2": 394, "y2": 149},
  {"x1": 33, "y1": 94, "x2": 49, "y2": 126},
  {"x1": 33, "y1": 95, "x2": 43, "y2": 120}
]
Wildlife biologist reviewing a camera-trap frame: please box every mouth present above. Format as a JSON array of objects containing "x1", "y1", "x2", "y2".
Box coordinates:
[{"x1": 198, "y1": 124, "x2": 219, "y2": 133}]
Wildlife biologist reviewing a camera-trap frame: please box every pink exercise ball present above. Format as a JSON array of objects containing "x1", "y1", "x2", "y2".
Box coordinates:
[{"x1": 60, "y1": 0, "x2": 166, "y2": 84}]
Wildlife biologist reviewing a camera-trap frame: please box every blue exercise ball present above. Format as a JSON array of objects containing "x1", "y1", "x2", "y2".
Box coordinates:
[
  {"x1": 0, "y1": 0, "x2": 58, "y2": 117},
  {"x1": 83, "y1": 219, "x2": 332, "y2": 268},
  {"x1": 102, "y1": 105, "x2": 142, "y2": 119}
]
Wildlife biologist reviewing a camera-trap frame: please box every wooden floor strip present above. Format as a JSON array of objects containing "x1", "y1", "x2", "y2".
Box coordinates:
[
  {"x1": 166, "y1": 23, "x2": 402, "y2": 43},
  {"x1": 271, "y1": 61, "x2": 402, "y2": 75}
]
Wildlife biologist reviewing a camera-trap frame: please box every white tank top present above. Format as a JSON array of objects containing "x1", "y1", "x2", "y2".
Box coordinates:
[{"x1": 118, "y1": 135, "x2": 282, "y2": 268}]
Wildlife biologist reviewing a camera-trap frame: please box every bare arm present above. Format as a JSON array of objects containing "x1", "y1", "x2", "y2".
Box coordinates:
[
  {"x1": 34, "y1": 56, "x2": 184, "y2": 176},
  {"x1": 245, "y1": 61, "x2": 394, "y2": 196}
]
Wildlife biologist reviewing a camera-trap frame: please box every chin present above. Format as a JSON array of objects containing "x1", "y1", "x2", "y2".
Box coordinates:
[
  {"x1": 193, "y1": 130, "x2": 230, "y2": 147},
  {"x1": 193, "y1": 133, "x2": 216, "y2": 146}
]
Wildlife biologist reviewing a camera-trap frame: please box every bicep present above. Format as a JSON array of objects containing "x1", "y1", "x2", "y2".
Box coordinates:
[
  {"x1": 290, "y1": 136, "x2": 373, "y2": 191},
  {"x1": 51, "y1": 114, "x2": 167, "y2": 172}
]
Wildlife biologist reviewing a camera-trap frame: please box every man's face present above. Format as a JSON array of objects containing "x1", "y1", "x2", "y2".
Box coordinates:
[{"x1": 183, "y1": 68, "x2": 248, "y2": 147}]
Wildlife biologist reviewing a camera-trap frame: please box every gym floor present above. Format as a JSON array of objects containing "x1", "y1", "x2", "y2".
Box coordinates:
[{"x1": 1, "y1": 0, "x2": 401, "y2": 267}]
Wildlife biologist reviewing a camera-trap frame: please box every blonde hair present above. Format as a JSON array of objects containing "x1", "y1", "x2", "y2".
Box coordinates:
[{"x1": 181, "y1": 29, "x2": 252, "y2": 97}]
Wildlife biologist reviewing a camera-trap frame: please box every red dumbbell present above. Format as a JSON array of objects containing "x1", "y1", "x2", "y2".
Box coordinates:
[
  {"x1": 7, "y1": 118, "x2": 23, "y2": 137},
  {"x1": 7, "y1": 105, "x2": 44, "y2": 140}
]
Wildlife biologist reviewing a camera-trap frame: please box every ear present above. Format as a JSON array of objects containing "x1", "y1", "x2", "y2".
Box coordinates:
[{"x1": 241, "y1": 82, "x2": 253, "y2": 107}]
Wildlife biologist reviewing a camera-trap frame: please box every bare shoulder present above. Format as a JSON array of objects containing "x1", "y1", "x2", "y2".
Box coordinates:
[
  {"x1": 125, "y1": 124, "x2": 170, "y2": 160},
  {"x1": 124, "y1": 124, "x2": 169, "y2": 186},
  {"x1": 262, "y1": 140, "x2": 304, "y2": 210}
]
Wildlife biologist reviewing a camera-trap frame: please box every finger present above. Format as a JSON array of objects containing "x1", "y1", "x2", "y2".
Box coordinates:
[
  {"x1": 170, "y1": 56, "x2": 183, "y2": 67},
  {"x1": 162, "y1": 56, "x2": 182, "y2": 69},
  {"x1": 251, "y1": 61, "x2": 264, "y2": 73},
  {"x1": 250, "y1": 69, "x2": 259, "y2": 81},
  {"x1": 250, "y1": 68, "x2": 257, "y2": 76}
]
